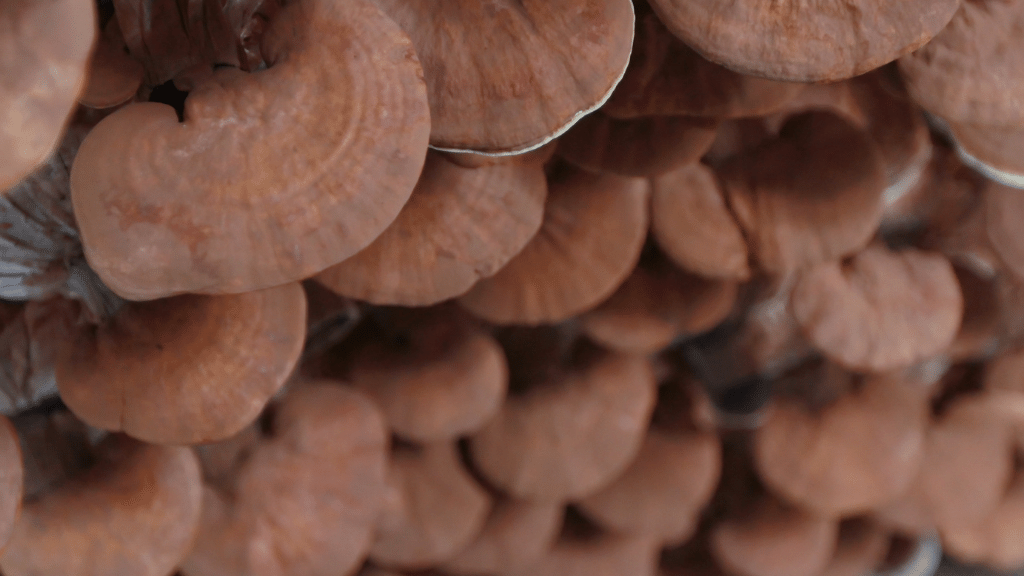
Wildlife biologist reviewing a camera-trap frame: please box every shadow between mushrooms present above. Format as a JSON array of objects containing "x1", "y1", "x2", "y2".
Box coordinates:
[{"x1": 69, "y1": 0, "x2": 431, "y2": 299}]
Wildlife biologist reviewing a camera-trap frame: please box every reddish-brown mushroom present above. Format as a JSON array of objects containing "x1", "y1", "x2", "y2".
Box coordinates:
[
  {"x1": 503, "y1": 525, "x2": 660, "y2": 576},
  {"x1": 316, "y1": 151, "x2": 547, "y2": 306},
  {"x1": 983, "y1": 180, "x2": 1024, "y2": 283},
  {"x1": 69, "y1": 0, "x2": 430, "y2": 299},
  {"x1": 942, "y1": 471, "x2": 1024, "y2": 570},
  {"x1": 947, "y1": 121, "x2": 1024, "y2": 190},
  {"x1": 442, "y1": 498, "x2": 564, "y2": 575},
  {"x1": 820, "y1": 520, "x2": 891, "y2": 576}
]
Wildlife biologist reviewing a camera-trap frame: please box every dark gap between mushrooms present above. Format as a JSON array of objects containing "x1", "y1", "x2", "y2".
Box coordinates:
[{"x1": 147, "y1": 80, "x2": 188, "y2": 122}]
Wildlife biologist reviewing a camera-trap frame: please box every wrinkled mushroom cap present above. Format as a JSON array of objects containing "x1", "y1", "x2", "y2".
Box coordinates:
[{"x1": 70, "y1": 0, "x2": 430, "y2": 299}]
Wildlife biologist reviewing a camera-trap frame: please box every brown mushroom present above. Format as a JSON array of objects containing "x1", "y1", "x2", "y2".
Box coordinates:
[
  {"x1": 1, "y1": 0, "x2": 97, "y2": 189},
  {"x1": 369, "y1": 441, "x2": 490, "y2": 570},
  {"x1": 181, "y1": 383, "x2": 389, "y2": 576},
  {"x1": 442, "y1": 498, "x2": 564, "y2": 576},
  {"x1": 1, "y1": 430, "x2": 201, "y2": 576},
  {"x1": 0, "y1": 414, "x2": 22, "y2": 554},
  {"x1": 947, "y1": 121, "x2": 1024, "y2": 190},
  {"x1": 78, "y1": 17, "x2": 144, "y2": 110},
  {"x1": 458, "y1": 164, "x2": 649, "y2": 325},
  {"x1": 371, "y1": 0, "x2": 635, "y2": 154},
  {"x1": 983, "y1": 179, "x2": 1024, "y2": 283},
  {"x1": 820, "y1": 519, "x2": 891, "y2": 576},
  {"x1": 316, "y1": 151, "x2": 547, "y2": 306},
  {"x1": 947, "y1": 265, "x2": 1001, "y2": 362},
  {"x1": 790, "y1": 245, "x2": 964, "y2": 372},
  {"x1": 55, "y1": 282, "x2": 306, "y2": 445},
  {"x1": 942, "y1": 471, "x2": 1024, "y2": 570},
  {"x1": 648, "y1": 0, "x2": 959, "y2": 82},
  {"x1": 69, "y1": 0, "x2": 430, "y2": 299}
]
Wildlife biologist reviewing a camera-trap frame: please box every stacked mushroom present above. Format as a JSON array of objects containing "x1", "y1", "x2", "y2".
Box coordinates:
[{"x1": 5, "y1": 0, "x2": 1024, "y2": 574}]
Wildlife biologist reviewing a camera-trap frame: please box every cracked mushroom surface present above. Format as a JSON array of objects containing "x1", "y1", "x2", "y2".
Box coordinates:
[
  {"x1": 69, "y1": 0, "x2": 430, "y2": 299},
  {"x1": 372, "y1": 0, "x2": 635, "y2": 154}
]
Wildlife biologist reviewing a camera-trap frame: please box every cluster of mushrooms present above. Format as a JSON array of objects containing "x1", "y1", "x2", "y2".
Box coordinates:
[{"x1": 3, "y1": 0, "x2": 1024, "y2": 575}]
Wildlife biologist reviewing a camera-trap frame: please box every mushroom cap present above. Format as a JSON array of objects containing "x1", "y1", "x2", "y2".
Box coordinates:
[
  {"x1": 372, "y1": 0, "x2": 635, "y2": 154},
  {"x1": 651, "y1": 163, "x2": 750, "y2": 280},
  {"x1": 790, "y1": 246, "x2": 964, "y2": 372},
  {"x1": 948, "y1": 121, "x2": 1024, "y2": 189},
  {"x1": 577, "y1": 428, "x2": 722, "y2": 545},
  {"x1": 899, "y1": 1, "x2": 1024, "y2": 127},
  {"x1": 78, "y1": 18, "x2": 143, "y2": 109},
  {"x1": 442, "y1": 498, "x2": 564, "y2": 575},
  {"x1": 557, "y1": 112, "x2": 718, "y2": 177},
  {"x1": 753, "y1": 373, "x2": 928, "y2": 517},
  {"x1": 721, "y1": 112, "x2": 886, "y2": 275},
  {"x1": 181, "y1": 383, "x2": 390, "y2": 576},
  {"x1": 316, "y1": 152, "x2": 547, "y2": 306},
  {"x1": 820, "y1": 520, "x2": 890, "y2": 576},
  {"x1": 1, "y1": 0, "x2": 97, "y2": 189},
  {"x1": 346, "y1": 306, "x2": 508, "y2": 443},
  {"x1": 369, "y1": 442, "x2": 491, "y2": 570},
  {"x1": 0, "y1": 416, "x2": 22, "y2": 553},
  {"x1": 56, "y1": 282, "x2": 306, "y2": 445},
  {"x1": 469, "y1": 349, "x2": 656, "y2": 500},
  {"x1": 1, "y1": 434, "x2": 202, "y2": 576},
  {"x1": 943, "y1": 471, "x2": 1024, "y2": 570},
  {"x1": 503, "y1": 534, "x2": 660, "y2": 576},
  {"x1": 648, "y1": 0, "x2": 959, "y2": 82},
  {"x1": 947, "y1": 265, "x2": 1001, "y2": 361},
  {"x1": 985, "y1": 180, "x2": 1024, "y2": 283},
  {"x1": 458, "y1": 165, "x2": 649, "y2": 325},
  {"x1": 603, "y1": 6, "x2": 804, "y2": 119},
  {"x1": 70, "y1": 0, "x2": 430, "y2": 299}
]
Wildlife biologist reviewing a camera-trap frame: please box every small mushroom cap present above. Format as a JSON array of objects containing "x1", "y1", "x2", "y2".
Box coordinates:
[
  {"x1": 820, "y1": 520, "x2": 890, "y2": 576},
  {"x1": 442, "y1": 498, "x2": 564, "y2": 575},
  {"x1": 899, "y1": 1, "x2": 1024, "y2": 127},
  {"x1": 369, "y1": 442, "x2": 490, "y2": 570},
  {"x1": 648, "y1": 0, "x2": 959, "y2": 82},
  {"x1": 346, "y1": 306, "x2": 508, "y2": 443},
  {"x1": 947, "y1": 265, "x2": 1001, "y2": 361},
  {"x1": 709, "y1": 498, "x2": 838, "y2": 576},
  {"x1": 985, "y1": 180, "x2": 1024, "y2": 284},
  {"x1": 651, "y1": 163, "x2": 750, "y2": 280},
  {"x1": 721, "y1": 112, "x2": 886, "y2": 275},
  {"x1": 1, "y1": 435, "x2": 202, "y2": 576},
  {"x1": 78, "y1": 18, "x2": 143, "y2": 109},
  {"x1": 459, "y1": 166, "x2": 649, "y2": 325},
  {"x1": 557, "y1": 112, "x2": 718, "y2": 177},
  {"x1": 0, "y1": 416, "x2": 22, "y2": 553},
  {"x1": 56, "y1": 282, "x2": 306, "y2": 445},
  {"x1": 503, "y1": 533, "x2": 660, "y2": 576},
  {"x1": 603, "y1": 6, "x2": 803, "y2": 119},
  {"x1": 316, "y1": 152, "x2": 547, "y2": 306},
  {"x1": 70, "y1": 0, "x2": 430, "y2": 299},
  {"x1": 373, "y1": 0, "x2": 635, "y2": 154},
  {"x1": 1, "y1": 0, "x2": 97, "y2": 189},
  {"x1": 943, "y1": 472, "x2": 1024, "y2": 570},
  {"x1": 790, "y1": 246, "x2": 964, "y2": 372},
  {"x1": 469, "y1": 348, "x2": 656, "y2": 501},
  {"x1": 577, "y1": 428, "x2": 722, "y2": 545},
  {"x1": 181, "y1": 384, "x2": 390, "y2": 576},
  {"x1": 948, "y1": 122, "x2": 1024, "y2": 188},
  {"x1": 754, "y1": 373, "x2": 928, "y2": 517}
]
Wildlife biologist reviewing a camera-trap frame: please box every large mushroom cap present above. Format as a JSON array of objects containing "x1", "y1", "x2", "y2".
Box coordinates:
[
  {"x1": 1, "y1": 0, "x2": 97, "y2": 189},
  {"x1": 70, "y1": 0, "x2": 430, "y2": 299},
  {"x1": 316, "y1": 152, "x2": 547, "y2": 306},
  {"x1": 56, "y1": 282, "x2": 307, "y2": 445},
  {"x1": 1, "y1": 434, "x2": 202, "y2": 576},
  {"x1": 458, "y1": 165, "x2": 649, "y2": 325},
  {"x1": 181, "y1": 383, "x2": 390, "y2": 576},
  {"x1": 648, "y1": 0, "x2": 959, "y2": 82},
  {"x1": 373, "y1": 0, "x2": 635, "y2": 154}
]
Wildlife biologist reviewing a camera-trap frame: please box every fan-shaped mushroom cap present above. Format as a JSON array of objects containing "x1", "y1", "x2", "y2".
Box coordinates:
[
  {"x1": 899, "y1": 1, "x2": 1024, "y2": 127},
  {"x1": 603, "y1": 5, "x2": 803, "y2": 119},
  {"x1": 70, "y1": 0, "x2": 430, "y2": 299},
  {"x1": 648, "y1": 0, "x2": 959, "y2": 82},
  {"x1": 557, "y1": 112, "x2": 718, "y2": 177},
  {"x1": 370, "y1": 442, "x2": 490, "y2": 570},
  {"x1": 181, "y1": 383, "x2": 389, "y2": 576},
  {"x1": 458, "y1": 165, "x2": 649, "y2": 325},
  {"x1": 442, "y1": 498, "x2": 564, "y2": 575},
  {"x1": 709, "y1": 497, "x2": 838, "y2": 576},
  {"x1": 947, "y1": 122, "x2": 1024, "y2": 189},
  {"x1": 316, "y1": 152, "x2": 547, "y2": 306},
  {"x1": 469, "y1": 340, "x2": 656, "y2": 501},
  {"x1": 577, "y1": 428, "x2": 721, "y2": 545},
  {"x1": 372, "y1": 0, "x2": 634, "y2": 154},
  {"x1": 56, "y1": 282, "x2": 306, "y2": 445},
  {"x1": 820, "y1": 520, "x2": 890, "y2": 576},
  {"x1": 346, "y1": 306, "x2": 508, "y2": 443},
  {"x1": 791, "y1": 246, "x2": 964, "y2": 372},
  {"x1": 651, "y1": 163, "x2": 750, "y2": 280},
  {"x1": 754, "y1": 373, "x2": 928, "y2": 517},
  {"x1": 1, "y1": 434, "x2": 201, "y2": 576},
  {"x1": 1, "y1": 0, "x2": 97, "y2": 189},
  {"x1": 721, "y1": 112, "x2": 886, "y2": 275},
  {"x1": 503, "y1": 532, "x2": 660, "y2": 576},
  {"x1": 78, "y1": 18, "x2": 143, "y2": 109}
]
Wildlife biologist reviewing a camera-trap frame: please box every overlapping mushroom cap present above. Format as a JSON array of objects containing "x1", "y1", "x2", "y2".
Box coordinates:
[{"x1": 70, "y1": 0, "x2": 430, "y2": 299}]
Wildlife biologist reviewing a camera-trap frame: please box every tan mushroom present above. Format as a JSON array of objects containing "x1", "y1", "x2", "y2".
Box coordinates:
[
  {"x1": 70, "y1": 0, "x2": 430, "y2": 299},
  {"x1": 181, "y1": 383, "x2": 389, "y2": 576},
  {"x1": 316, "y1": 151, "x2": 547, "y2": 306},
  {"x1": 442, "y1": 498, "x2": 564, "y2": 576},
  {"x1": 458, "y1": 164, "x2": 649, "y2": 325},
  {"x1": 1, "y1": 0, "x2": 97, "y2": 189},
  {"x1": 78, "y1": 17, "x2": 143, "y2": 110},
  {"x1": 55, "y1": 282, "x2": 306, "y2": 445},
  {"x1": 942, "y1": 471, "x2": 1024, "y2": 570}
]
